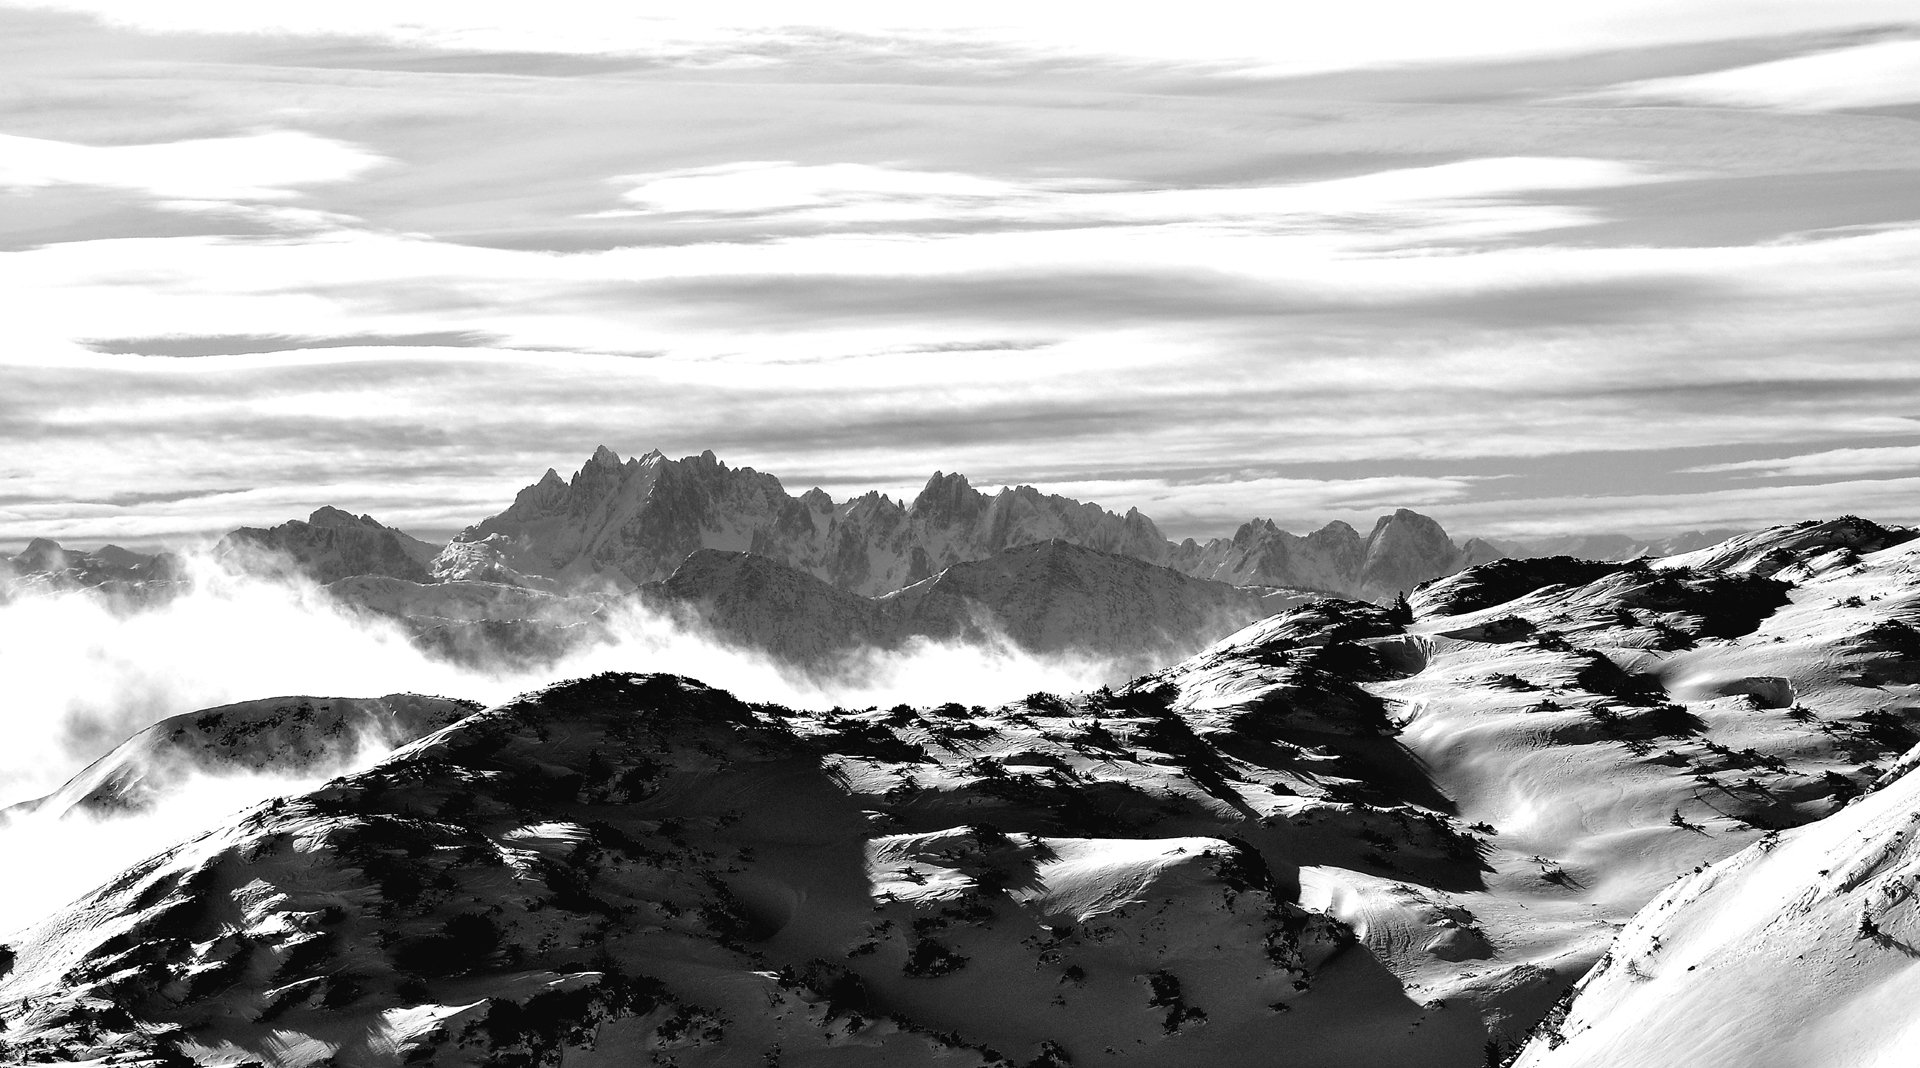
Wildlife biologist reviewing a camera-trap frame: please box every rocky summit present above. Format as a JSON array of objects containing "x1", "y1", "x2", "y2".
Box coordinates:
[
  {"x1": 429, "y1": 447, "x2": 1494, "y2": 599},
  {"x1": 3, "y1": 517, "x2": 1919, "y2": 1066},
  {"x1": 218, "y1": 507, "x2": 443, "y2": 585}
]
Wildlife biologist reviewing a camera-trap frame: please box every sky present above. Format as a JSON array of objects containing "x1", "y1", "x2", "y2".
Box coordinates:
[{"x1": 3, "y1": 2, "x2": 1920, "y2": 548}]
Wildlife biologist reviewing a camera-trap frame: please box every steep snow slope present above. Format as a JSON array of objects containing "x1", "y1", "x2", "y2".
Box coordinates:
[
  {"x1": 432, "y1": 448, "x2": 1490, "y2": 598},
  {"x1": 1513, "y1": 748, "x2": 1920, "y2": 1068},
  {"x1": 219, "y1": 507, "x2": 442, "y2": 584}
]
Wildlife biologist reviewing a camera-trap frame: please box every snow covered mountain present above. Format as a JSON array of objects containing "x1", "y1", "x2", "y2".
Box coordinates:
[
  {"x1": 431, "y1": 447, "x2": 1489, "y2": 599},
  {"x1": 2, "y1": 693, "x2": 477, "y2": 822},
  {"x1": 4, "y1": 514, "x2": 1917, "y2": 1065},
  {"x1": 217, "y1": 507, "x2": 442, "y2": 584}
]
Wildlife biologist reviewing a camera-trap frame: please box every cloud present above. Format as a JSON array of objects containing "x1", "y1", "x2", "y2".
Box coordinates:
[
  {"x1": 16, "y1": 1, "x2": 1920, "y2": 75},
  {"x1": 1684, "y1": 444, "x2": 1920, "y2": 479},
  {"x1": 0, "y1": 552, "x2": 1127, "y2": 935},
  {"x1": 612, "y1": 161, "x2": 1032, "y2": 215},
  {"x1": 0, "y1": 553, "x2": 1122, "y2": 809},
  {"x1": 1583, "y1": 38, "x2": 1920, "y2": 112},
  {"x1": 1423, "y1": 474, "x2": 1920, "y2": 539},
  {"x1": 604, "y1": 156, "x2": 1662, "y2": 238},
  {"x1": 0, "y1": 129, "x2": 385, "y2": 202},
  {"x1": 5, "y1": 13, "x2": 1920, "y2": 546}
]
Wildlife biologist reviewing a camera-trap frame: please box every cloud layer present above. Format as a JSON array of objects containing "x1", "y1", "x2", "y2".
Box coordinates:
[{"x1": 2, "y1": 6, "x2": 1920, "y2": 548}]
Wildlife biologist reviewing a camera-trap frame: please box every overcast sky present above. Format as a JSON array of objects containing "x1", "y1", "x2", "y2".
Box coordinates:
[{"x1": 3, "y1": 2, "x2": 1920, "y2": 549}]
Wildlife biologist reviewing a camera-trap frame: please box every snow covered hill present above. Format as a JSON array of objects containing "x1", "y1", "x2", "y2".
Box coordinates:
[
  {"x1": 3, "y1": 515, "x2": 1917, "y2": 1065},
  {"x1": 2, "y1": 694, "x2": 478, "y2": 822}
]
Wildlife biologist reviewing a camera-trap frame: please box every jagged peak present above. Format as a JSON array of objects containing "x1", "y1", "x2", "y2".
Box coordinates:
[
  {"x1": 1366, "y1": 508, "x2": 1447, "y2": 539},
  {"x1": 588, "y1": 444, "x2": 621, "y2": 467},
  {"x1": 307, "y1": 505, "x2": 373, "y2": 528},
  {"x1": 910, "y1": 469, "x2": 983, "y2": 518},
  {"x1": 921, "y1": 469, "x2": 970, "y2": 492},
  {"x1": 1233, "y1": 517, "x2": 1281, "y2": 541}
]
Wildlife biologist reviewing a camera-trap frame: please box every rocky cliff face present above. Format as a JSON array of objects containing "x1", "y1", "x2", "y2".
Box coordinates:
[
  {"x1": 433, "y1": 447, "x2": 1489, "y2": 600},
  {"x1": 217, "y1": 507, "x2": 441, "y2": 584}
]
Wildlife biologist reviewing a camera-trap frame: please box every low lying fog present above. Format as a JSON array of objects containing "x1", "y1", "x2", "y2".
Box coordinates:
[{"x1": 0, "y1": 556, "x2": 1119, "y2": 936}]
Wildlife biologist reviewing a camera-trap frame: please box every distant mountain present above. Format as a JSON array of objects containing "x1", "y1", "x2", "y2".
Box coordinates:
[
  {"x1": 1167, "y1": 510, "x2": 1501, "y2": 600},
  {"x1": 217, "y1": 506, "x2": 441, "y2": 584},
  {"x1": 432, "y1": 447, "x2": 1489, "y2": 600},
  {"x1": 651, "y1": 540, "x2": 1317, "y2": 670},
  {"x1": 0, "y1": 538, "x2": 182, "y2": 596},
  {"x1": 1486, "y1": 528, "x2": 1749, "y2": 562}
]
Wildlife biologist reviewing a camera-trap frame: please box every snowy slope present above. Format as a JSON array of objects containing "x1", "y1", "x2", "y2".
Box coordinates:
[
  {"x1": 3, "y1": 694, "x2": 478, "y2": 821},
  {"x1": 1513, "y1": 745, "x2": 1920, "y2": 1068}
]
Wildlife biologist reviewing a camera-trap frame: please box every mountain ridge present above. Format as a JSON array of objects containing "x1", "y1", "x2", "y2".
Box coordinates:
[{"x1": 432, "y1": 447, "x2": 1494, "y2": 600}]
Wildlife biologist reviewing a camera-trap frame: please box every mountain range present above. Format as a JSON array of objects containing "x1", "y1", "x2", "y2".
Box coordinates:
[
  {"x1": 422, "y1": 447, "x2": 1497, "y2": 601},
  {"x1": 4, "y1": 447, "x2": 1526, "y2": 671},
  {"x1": 3, "y1": 514, "x2": 1917, "y2": 1065}
]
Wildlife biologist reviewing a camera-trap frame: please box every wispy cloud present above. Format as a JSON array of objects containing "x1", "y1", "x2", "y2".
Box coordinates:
[
  {"x1": 4, "y1": 7, "x2": 1920, "y2": 547},
  {"x1": 0, "y1": 130, "x2": 384, "y2": 202},
  {"x1": 17, "y1": 1, "x2": 1919, "y2": 74},
  {"x1": 1685, "y1": 444, "x2": 1920, "y2": 479},
  {"x1": 1583, "y1": 38, "x2": 1920, "y2": 112}
]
